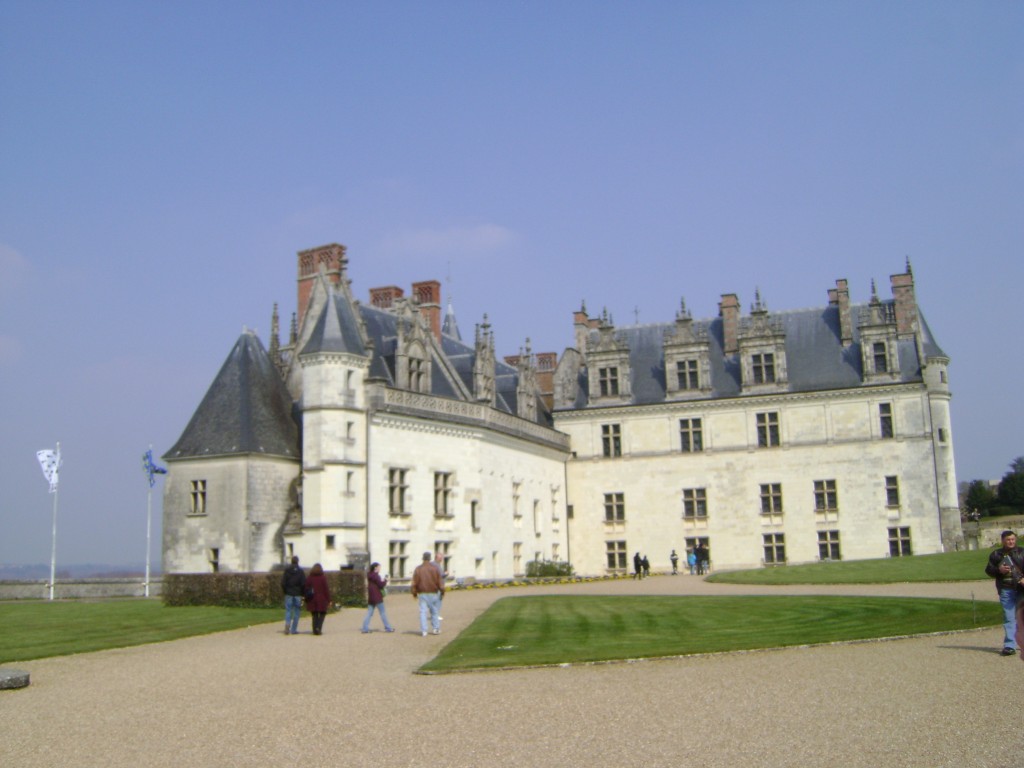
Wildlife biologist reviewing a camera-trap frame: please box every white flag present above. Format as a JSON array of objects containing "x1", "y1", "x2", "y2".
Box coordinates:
[{"x1": 36, "y1": 448, "x2": 61, "y2": 493}]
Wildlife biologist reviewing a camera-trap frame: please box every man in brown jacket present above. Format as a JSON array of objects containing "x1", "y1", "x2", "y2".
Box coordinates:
[{"x1": 411, "y1": 551, "x2": 445, "y2": 636}]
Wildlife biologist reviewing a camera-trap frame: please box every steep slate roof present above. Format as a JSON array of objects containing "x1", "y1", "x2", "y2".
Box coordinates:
[
  {"x1": 165, "y1": 333, "x2": 300, "y2": 460},
  {"x1": 357, "y1": 301, "x2": 528, "y2": 418},
  {"x1": 300, "y1": 292, "x2": 367, "y2": 356},
  {"x1": 582, "y1": 299, "x2": 936, "y2": 407}
]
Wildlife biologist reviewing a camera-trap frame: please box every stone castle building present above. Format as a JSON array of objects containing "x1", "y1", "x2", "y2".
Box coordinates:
[{"x1": 162, "y1": 244, "x2": 959, "y2": 578}]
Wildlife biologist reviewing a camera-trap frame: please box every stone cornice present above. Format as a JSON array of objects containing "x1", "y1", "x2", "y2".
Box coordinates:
[
  {"x1": 552, "y1": 381, "x2": 928, "y2": 421},
  {"x1": 377, "y1": 388, "x2": 570, "y2": 452}
]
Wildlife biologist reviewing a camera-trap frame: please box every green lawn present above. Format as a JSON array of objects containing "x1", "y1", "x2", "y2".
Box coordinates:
[
  {"x1": 705, "y1": 549, "x2": 990, "y2": 585},
  {"x1": 419, "y1": 594, "x2": 1001, "y2": 673},
  {"x1": 0, "y1": 601, "x2": 280, "y2": 663}
]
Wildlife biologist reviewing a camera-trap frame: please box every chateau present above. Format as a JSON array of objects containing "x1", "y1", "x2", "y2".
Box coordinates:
[{"x1": 162, "y1": 244, "x2": 960, "y2": 579}]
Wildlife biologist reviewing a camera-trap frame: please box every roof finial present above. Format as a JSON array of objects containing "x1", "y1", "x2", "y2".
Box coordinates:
[
  {"x1": 870, "y1": 278, "x2": 878, "y2": 300},
  {"x1": 751, "y1": 287, "x2": 765, "y2": 313},
  {"x1": 905, "y1": 256, "x2": 913, "y2": 276}
]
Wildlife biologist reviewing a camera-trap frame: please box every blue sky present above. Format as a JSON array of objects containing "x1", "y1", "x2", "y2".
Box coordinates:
[{"x1": 1, "y1": 1, "x2": 1021, "y2": 567}]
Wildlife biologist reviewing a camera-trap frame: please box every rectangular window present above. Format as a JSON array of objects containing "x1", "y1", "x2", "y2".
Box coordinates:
[
  {"x1": 679, "y1": 418, "x2": 704, "y2": 452},
  {"x1": 888, "y1": 526, "x2": 912, "y2": 556},
  {"x1": 756, "y1": 412, "x2": 780, "y2": 447},
  {"x1": 209, "y1": 547, "x2": 219, "y2": 573},
  {"x1": 513, "y1": 542, "x2": 523, "y2": 575},
  {"x1": 760, "y1": 483, "x2": 783, "y2": 515},
  {"x1": 938, "y1": 427, "x2": 946, "y2": 443},
  {"x1": 601, "y1": 423, "x2": 622, "y2": 457},
  {"x1": 885, "y1": 475, "x2": 900, "y2": 507},
  {"x1": 752, "y1": 353, "x2": 775, "y2": 384},
  {"x1": 325, "y1": 535, "x2": 335, "y2": 550},
  {"x1": 434, "y1": 541, "x2": 451, "y2": 574},
  {"x1": 533, "y1": 500, "x2": 541, "y2": 536},
  {"x1": 682, "y1": 488, "x2": 707, "y2": 520},
  {"x1": 606, "y1": 540, "x2": 627, "y2": 571},
  {"x1": 388, "y1": 540, "x2": 408, "y2": 579},
  {"x1": 434, "y1": 472, "x2": 453, "y2": 517},
  {"x1": 818, "y1": 530, "x2": 841, "y2": 560},
  {"x1": 814, "y1": 480, "x2": 838, "y2": 512},
  {"x1": 512, "y1": 481, "x2": 522, "y2": 519},
  {"x1": 471, "y1": 500, "x2": 479, "y2": 531},
  {"x1": 763, "y1": 533, "x2": 786, "y2": 564},
  {"x1": 603, "y1": 492, "x2": 625, "y2": 522},
  {"x1": 873, "y1": 342, "x2": 888, "y2": 373},
  {"x1": 388, "y1": 468, "x2": 408, "y2": 514},
  {"x1": 190, "y1": 480, "x2": 207, "y2": 516},
  {"x1": 598, "y1": 366, "x2": 619, "y2": 396},
  {"x1": 677, "y1": 359, "x2": 699, "y2": 390},
  {"x1": 879, "y1": 403, "x2": 893, "y2": 439}
]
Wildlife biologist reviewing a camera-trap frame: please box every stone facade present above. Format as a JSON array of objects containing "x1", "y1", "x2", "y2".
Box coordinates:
[{"x1": 163, "y1": 246, "x2": 958, "y2": 579}]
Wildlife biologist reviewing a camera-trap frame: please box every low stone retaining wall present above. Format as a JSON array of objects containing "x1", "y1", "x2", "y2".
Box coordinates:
[{"x1": 0, "y1": 578, "x2": 163, "y2": 601}]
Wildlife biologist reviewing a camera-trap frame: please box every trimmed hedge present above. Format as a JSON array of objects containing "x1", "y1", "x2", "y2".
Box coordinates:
[{"x1": 163, "y1": 570, "x2": 367, "y2": 609}]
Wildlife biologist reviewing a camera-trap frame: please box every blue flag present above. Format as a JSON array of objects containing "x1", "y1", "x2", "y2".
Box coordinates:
[{"x1": 142, "y1": 449, "x2": 167, "y2": 487}]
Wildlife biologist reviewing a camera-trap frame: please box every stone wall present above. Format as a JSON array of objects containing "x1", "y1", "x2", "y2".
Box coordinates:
[{"x1": 0, "y1": 578, "x2": 163, "y2": 601}]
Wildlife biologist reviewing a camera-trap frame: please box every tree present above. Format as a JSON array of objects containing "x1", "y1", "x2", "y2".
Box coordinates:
[
  {"x1": 998, "y1": 469, "x2": 1024, "y2": 509},
  {"x1": 1011, "y1": 456, "x2": 1024, "y2": 475},
  {"x1": 965, "y1": 480, "x2": 997, "y2": 516}
]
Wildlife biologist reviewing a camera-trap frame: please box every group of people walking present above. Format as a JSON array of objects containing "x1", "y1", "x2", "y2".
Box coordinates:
[
  {"x1": 280, "y1": 551, "x2": 448, "y2": 637},
  {"x1": 281, "y1": 556, "x2": 333, "y2": 635}
]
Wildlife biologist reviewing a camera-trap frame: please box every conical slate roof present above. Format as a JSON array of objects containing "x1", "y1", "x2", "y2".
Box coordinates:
[
  {"x1": 300, "y1": 292, "x2": 367, "y2": 356},
  {"x1": 165, "y1": 332, "x2": 299, "y2": 460}
]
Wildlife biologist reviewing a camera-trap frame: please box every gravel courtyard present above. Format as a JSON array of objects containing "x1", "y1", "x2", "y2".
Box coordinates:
[{"x1": 1, "y1": 575, "x2": 1018, "y2": 768}]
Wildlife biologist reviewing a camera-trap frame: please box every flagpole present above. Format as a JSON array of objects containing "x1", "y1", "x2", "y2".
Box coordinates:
[
  {"x1": 145, "y1": 459, "x2": 153, "y2": 598},
  {"x1": 48, "y1": 441, "x2": 60, "y2": 601}
]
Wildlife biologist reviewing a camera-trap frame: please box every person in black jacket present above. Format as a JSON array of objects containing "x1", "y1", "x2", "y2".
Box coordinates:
[
  {"x1": 281, "y1": 556, "x2": 306, "y2": 635},
  {"x1": 984, "y1": 530, "x2": 1024, "y2": 656}
]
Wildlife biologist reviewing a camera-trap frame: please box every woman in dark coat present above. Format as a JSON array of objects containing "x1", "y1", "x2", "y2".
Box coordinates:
[
  {"x1": 361, "y1": 562, "x2": 395, "y2": 633},
  {"x1": 304, "y1": 563, "x2": 331, "y2": 635}
]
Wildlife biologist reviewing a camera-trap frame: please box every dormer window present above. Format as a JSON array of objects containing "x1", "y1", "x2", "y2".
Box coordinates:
[
  {"x1": 409, "y1": 357, "x2": 427, "y2": 391},
  {"x1": 873, "y1": 342, "x2": 888, "y2": 373},
  {"x1": 599, "y1": 366, "x2": 619, "y2": 396},
  {"x1": 663, "y1": 301, "x2": 711, "y2": 401},
  {"x1": 586, "y1": 316, "x2": 632, "y2": 404},
  {"x1": 752, "y1": 353, "x2": 775, "y2": 384},
  {"x1": 677, "y1": 359, "x2": 699, "y2": 390},
  {"x1": 737, "y1": 294, "x2": 787, "y2": 393}
]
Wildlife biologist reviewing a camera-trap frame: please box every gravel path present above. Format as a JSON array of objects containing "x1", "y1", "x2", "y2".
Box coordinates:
[{"x1": 1, "y1": 576, "x2": 1018, "y2": 768}]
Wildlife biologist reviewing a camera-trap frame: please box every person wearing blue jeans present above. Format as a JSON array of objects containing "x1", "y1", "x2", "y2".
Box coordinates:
[
  {"x1": 362, "y1": 562, "x2": 395, "y2": 633},
  {"x1": 281, "y1": 555, "x2": 306, "y2": 635},
  {"x1": 984, "y1": 530, "x2": 1024, "y2": 656},
  {"x1": 411, "y1": 551, "x2": 445, "y2": 636}
]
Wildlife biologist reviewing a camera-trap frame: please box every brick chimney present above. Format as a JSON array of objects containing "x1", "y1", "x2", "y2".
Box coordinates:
[
  {"x1": 297, "y1": 244, "x2": 346, "y2": 326},
  {"x1": 368, "y1": 285, "x2": 404, "y2": 309},
  {"x1": 719, "y1": 293, "x2": 740, "y2": 355},
  {"x1": 890, "y1": 267, "x2": 917, "y2": 338},
  {"x1": 412, "y1": 280, "x2": 442, "y2": 341},
  {"x1": 828, "y1": 279, "x2": 853, "y2": 346}
]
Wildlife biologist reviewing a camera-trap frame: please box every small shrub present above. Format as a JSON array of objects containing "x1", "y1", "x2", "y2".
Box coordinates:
[{"x1": 525, "y1": 559, "x2": 575, "y2": 578}]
